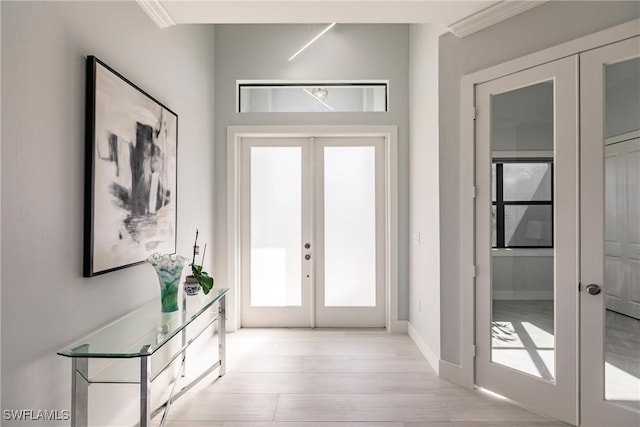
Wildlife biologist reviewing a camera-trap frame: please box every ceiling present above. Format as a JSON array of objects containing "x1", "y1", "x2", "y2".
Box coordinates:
[{"x1": 136, "y1": 0, "x2": 546, "y2": 37}]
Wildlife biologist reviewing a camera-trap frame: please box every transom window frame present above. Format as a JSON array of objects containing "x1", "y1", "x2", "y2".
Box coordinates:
[
  {"x1": 492, "y1": 157, "x2": 555, "y2": 249},
  {"x1": 236, "y1": 80, "x2": 389, "y2": 113}
]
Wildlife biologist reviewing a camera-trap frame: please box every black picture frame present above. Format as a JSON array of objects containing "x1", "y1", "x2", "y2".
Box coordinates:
[{"x1": 84, "y1": 56, "x2": 178, "y2": 277}]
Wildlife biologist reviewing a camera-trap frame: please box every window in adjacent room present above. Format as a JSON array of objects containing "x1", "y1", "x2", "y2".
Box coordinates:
[{"x1": 492, "y1": 160, "x2": 554, "y2": 248}]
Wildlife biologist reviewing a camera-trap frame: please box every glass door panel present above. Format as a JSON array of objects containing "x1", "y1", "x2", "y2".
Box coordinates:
[
  {"x1": 250, "y1": 147, "x2": 302, "y2": 307},
  {"x1": 475, "y1": 56, "x2": 578, "y2": 425},
  {"x1": 581, "y1": 36, "x2": 640, "y2": 426},
  {"x1": 604, "y1": 56, "x2": 640, "y2": 409},
  {"x1": 490, "y1": 82, "x2": 556, "y2": 379},
  {"x1": 324, "y1": 146, "x2": 376, "y2": 307}
]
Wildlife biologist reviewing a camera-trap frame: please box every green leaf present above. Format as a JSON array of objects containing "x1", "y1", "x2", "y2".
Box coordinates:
[{"x1": 191, "y1": 264, "x2": 214, "y2": 294}]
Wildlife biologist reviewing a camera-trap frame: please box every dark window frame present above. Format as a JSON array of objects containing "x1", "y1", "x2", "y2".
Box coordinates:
[{"x1": 492, "y1": 159, "x2": 554, "y2": 249}]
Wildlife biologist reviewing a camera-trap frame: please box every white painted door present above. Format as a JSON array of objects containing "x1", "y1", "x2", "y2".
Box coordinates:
[
  {"x1": 240, "y1": 136, "x2": 386, "y2": 327},
  {"x1": 580, "y1": 36, "x2": 640, "y2": 426},
  {"x1": 240, "y1": 137, "x2": 313, "y2": 327},
  {"x1": 475, "y1": 56, "x2": 579, "y2": 425},
  {"x1": 314, "y1": 137, "x2": 386, "y2": 327}
]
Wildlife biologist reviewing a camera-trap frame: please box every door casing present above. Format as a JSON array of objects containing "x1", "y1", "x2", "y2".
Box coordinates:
[{"x1": 226, "y1": 125, "x2": 401, "y2": 332}]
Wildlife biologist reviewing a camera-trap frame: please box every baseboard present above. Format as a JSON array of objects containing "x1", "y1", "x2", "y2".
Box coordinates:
[
  {"x1": 439, "y1": 359, "x2": 473, "y2": 388},
  {"x1": 407, "y1": 322, "x2": 439, "y2": 374},
  {"x1": 492, "y1": 291, "x2": 553, "y2": 300},
  {"x1": 389, "y1": 319, "x2": 408, "y2": 333}
]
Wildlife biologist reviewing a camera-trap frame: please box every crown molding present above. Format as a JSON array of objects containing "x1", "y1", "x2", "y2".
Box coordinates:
[
  {"x1": 136, "y1": 0, "x2": 176, "y2": 29},
  {"x1": 448, "y1": 1, "x2": 546, "y2": 38}
]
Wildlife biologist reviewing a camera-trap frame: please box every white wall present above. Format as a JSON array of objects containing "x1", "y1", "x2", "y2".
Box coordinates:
[
  {"x1": 1, "y1": 1, "x2": 215, "y2": 425},
  {"x1": 214, "y1": 24, "x2": 410, "y2": 325},
  {"x1": 438, "y1": 0, "x2": 640, "y2": 371},
  {"x1": 408, "y1": 23, "x2": 443, "y2": 369}
]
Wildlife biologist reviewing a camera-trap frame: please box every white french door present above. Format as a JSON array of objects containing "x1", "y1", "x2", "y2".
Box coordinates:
[
  {"x1": 314, "y1": 137, "x2": 386, "y2": 327},
  {"x1": 240, "y1": 135, "x2": 386, "y2": 328},
  {"x1": 240, "y1": 137, "x2": 312, "y2": 327},
  {"x1": 475, "y1": 56, "x2": 579, "y2": 425},
  {"x1": 474, "y1": 37, "x2": 640, "y2": 426},
  {"x1": 580, "y1": 36, "x2": 640, "y2": 427}
]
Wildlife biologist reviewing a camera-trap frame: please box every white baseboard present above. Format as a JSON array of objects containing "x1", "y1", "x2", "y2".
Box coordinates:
[
  {"x1": 492, "y1": 291, "x2": 553, "y2": 300},
  {"x1": 389, "y1": 319, "x2": 408, "y2": 333},
  {"x1": 407, "y1": 322, "x2": 439, "y2": 374},
  {"x1": 439, "y1": 359, "x2": 473, "y2": 388}
]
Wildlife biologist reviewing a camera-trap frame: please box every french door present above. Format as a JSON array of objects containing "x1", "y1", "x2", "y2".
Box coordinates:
[
  {"x1": 475, "y1": 56, "x2": 579, "y2": 424},
  {"x1": 240, "y1": 135, "x2": 386, "y2": 328},
  {"x1": 580, "y1": 36, "x2": 640, "y2": 427},
  {"x1": 475, "y1": 38, "x2": 640, "y2": 426}
]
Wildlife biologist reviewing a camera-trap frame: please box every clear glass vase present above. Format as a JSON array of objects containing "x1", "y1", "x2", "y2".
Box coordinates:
[{"x1": 147, "y1": 253, "x2": 188, "y2": 313}]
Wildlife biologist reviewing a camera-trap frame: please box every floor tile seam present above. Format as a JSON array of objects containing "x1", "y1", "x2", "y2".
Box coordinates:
[
  {"x1": 272, "y1": 393, "x2": 281, "y2": 422},
  {"x1": 200, "y1": 391, "x2": 450, "y2": 395},
  {"x1": 299, "y1": 371, "x2": 434, "y2": 374},
  {"x1": 297, "y1": 355, "x2": 427, "y2": 358},
  {"x1": 192, "y1": 392, "x2": 457, "y2": 397},
  {"x1": 270, "y1": 416, "x2": 551, "y2": 423}
]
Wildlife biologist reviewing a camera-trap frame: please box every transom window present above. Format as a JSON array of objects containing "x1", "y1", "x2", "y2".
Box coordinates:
[
  {"x1": 237, "y1": 81, "x2": 388, "y2": 113},
  {"x1": 492, "y1": 160, "x2": 554, "y2": 248}
]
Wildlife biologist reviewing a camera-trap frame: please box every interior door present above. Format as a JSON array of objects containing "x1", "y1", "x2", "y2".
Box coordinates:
[
  {"x1": 580, "y1": 36, "x2": 640, "y2": 426},
  {"x1": 240, "y1": 135, "x2": 386, "y2": 328},
  {"x1": 475, "y1": 56, "x2": 578, "y2": 425}
]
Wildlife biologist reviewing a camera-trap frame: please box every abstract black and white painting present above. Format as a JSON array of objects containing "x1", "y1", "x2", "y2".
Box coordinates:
[{"x1": 84, "y1": 56, "x2": 177, "y2": 277}]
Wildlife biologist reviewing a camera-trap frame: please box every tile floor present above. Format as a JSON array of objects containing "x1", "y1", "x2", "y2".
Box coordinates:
[{"x1": 153, "y1": 328, "x2": 567, "y2": 427}]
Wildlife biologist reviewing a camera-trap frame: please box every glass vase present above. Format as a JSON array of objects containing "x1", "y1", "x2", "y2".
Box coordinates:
[{"x1": 147, "y1": 253, "x2": 188, "y2": 313}]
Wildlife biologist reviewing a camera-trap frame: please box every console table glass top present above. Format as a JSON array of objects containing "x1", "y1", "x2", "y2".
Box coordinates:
[{"x1": 58, "y1": 288, "x2": 229, "y2": 359}]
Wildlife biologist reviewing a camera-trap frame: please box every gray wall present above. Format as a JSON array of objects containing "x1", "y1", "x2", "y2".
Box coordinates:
[
  {"x1": 214, "y1": 24, "x2": 410, "y2": 321},
  {"x1": 439, "y1": 1, "x2": 640, "y2": 365},
  {"x1": 492, "y1": 255, "x2": 554, "y2": 299},
  {"x1": 408, "y1": 23, "x2": 443, "y2": 364},
  {"x1": 1, "y1": 1, "x2": 215, "y2": 425}
]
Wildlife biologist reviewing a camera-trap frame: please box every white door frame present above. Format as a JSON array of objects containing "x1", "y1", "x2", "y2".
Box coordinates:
[
  {"x1": 448, "y1": 18, "x2": 640, "y2": 389},
  {"x1": 227, "y1": 125, "x2": 401, "y2": 332}
]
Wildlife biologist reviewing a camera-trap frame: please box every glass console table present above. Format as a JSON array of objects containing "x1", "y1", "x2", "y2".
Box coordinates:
[{"x1": 58, "y1": 287, "x2": 229, "y2": 427}]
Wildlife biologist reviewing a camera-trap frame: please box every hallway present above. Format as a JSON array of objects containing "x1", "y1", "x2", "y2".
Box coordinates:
[{"x1": 156, "y1": 328, "x2": 566, "y2": 426}]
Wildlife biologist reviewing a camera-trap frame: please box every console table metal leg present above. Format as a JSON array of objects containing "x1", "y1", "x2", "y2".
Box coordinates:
[
  {"x1": 140, "y1": 354, "x2": 151, "y2": 427},
  {"x1": 71, "y1": 356, "x2": 88, "y2": 427},
  {"x1": 219, "y1": 295, "x2": 226, "y2": 376},
  {"x1": 182, "y1": 291, "x2": 187, "y2": 378}
]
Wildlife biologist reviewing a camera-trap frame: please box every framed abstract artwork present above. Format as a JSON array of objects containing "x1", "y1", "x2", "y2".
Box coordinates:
[{"x1": 84, "y1": 56, "x2": 178, "y2": 277}]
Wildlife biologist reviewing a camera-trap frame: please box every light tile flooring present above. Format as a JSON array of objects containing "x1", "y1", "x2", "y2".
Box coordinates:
[{"x1": 155, "y1": 328, "x2": 566, "y2": 427}]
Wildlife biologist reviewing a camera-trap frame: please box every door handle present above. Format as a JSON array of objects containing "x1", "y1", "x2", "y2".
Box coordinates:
[{"x1": 585, "y1": 284, "x2": 601, "y2": 295}]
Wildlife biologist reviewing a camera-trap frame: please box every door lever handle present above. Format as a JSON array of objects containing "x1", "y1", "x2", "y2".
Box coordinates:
[{"x1": 586, "y1": 284, "x2": 601, "y2": 295}]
